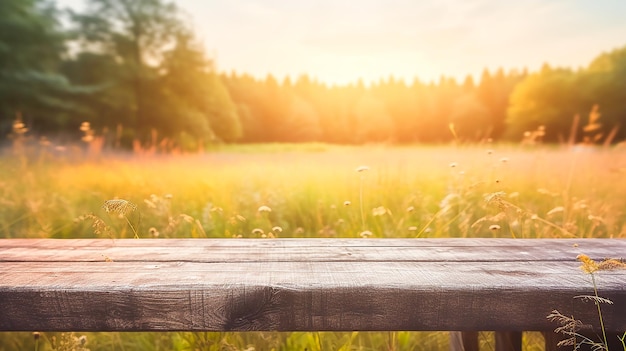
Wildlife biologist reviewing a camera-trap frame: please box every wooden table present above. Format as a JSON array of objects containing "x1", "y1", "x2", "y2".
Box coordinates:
[{"x1": 1, "y1": 238, "x2": 625, "y2": 351}]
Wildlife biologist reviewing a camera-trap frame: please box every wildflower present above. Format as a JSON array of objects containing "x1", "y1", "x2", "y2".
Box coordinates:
[
  {"x1": 359, "y1": 230, "x2": 373, "y2": 238},
  {"x1": 149, "y1": 227, "x2": 159, "y2": 238},
  {"x1": 537, "y1": 188, "x2": 557, "y2": 196},
  {"x1": 547, "y1": 206, "x2": 565, "y2": 216},
  {"x1": 257, "y1": 205, "x2": 272, "y2": 213},
  {"x1": 271, "y1": 226, "x2": 283, "y2": 233},
  {"x1": 78, "y1": 335, "x2": 87, "y2": 346},
  {"x1": 489, "y1": 224, "x2": 501, "y2": 231},
  {"x1": 343, "y1": 200, "x2": 351, "y2": 206},
  {"x1": 449, "y1": 162, "x2": 458, "y2": 168},
  {"x1": 252, "y1": 228, "x2": 264, "y2": 235},
  {"x1": 372, "y1": 206, "x2": 388, "y2": 216},
  {"x1": 486, "y1": 149, "x2": 494, "y2": 155},
  {"x1": 79, "y1": 122, "x2": 91, "y2": 132},
  {"x1": 500, "y1": 157, "x2": 509, "y2": 163},
  {"x1": 355, "y1": 165, "x2": 370, "y2": 173},
  {"x1": 408, "y1": 226, "x2": 417, "y2": 231},
  {"x1": 406, "y1": 206, "x2": 415, "y2": 212}
]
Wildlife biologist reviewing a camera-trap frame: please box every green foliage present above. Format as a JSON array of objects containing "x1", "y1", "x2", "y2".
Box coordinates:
[
  {"x1": 0, "y1": 0, "x2": 64, "y2": 72},
  {"x1": 66, "y1": 0, "x2": 241, "y2": 146},
  {"x1": 507, "y1": 45, "x2": 626, "y2": 143},
  {"x1": 506, "y1": 64, "x2": 584, "y2": 142},
  {"x1": 0, "y1": 0, "x2": 83, "y2": 132},
  {"x1": 580, "y1": 46, "x2": 626, "y2": 142}
]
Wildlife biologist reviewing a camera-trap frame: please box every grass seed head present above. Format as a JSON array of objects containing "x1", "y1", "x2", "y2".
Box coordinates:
[
  {"x1": 577, "y1": 254, "x2": 599, "y2": 274},
  {"x1": 597, "y1": 258, "x2": 626, "y2": 271},
  {"x1": 102, "y1": 199, "x2": 137, "y2": 216}
]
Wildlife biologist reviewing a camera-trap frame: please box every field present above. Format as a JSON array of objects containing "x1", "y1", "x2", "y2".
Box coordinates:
[{"x1": 1, "y1": 143, "x2": 625, "y2": 350}]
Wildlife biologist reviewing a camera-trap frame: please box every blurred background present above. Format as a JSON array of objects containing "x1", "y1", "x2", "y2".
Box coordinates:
[{"x1": 2, "y1": 0, "x2": 626, "y2": 151}]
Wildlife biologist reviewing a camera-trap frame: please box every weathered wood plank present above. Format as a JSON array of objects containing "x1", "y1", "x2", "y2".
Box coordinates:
[
  {"x1": 0, "y1": 239, "x2": 624, "y2": 332},
  {"x1": 1, "y1": 238, "x2": 622, "y2": 262}
]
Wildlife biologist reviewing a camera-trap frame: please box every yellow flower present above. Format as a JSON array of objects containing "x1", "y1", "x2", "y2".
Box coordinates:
[{"x1": 576, "y1": 254, "x2": 598, "y2": 274}]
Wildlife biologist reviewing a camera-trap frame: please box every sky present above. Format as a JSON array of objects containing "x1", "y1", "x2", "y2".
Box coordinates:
[{"x1": 57, "y1": 0, "x2": 626, "y2": 85}]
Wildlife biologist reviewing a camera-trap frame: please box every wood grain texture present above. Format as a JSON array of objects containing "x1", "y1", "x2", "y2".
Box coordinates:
[{"x1": 0, "y1": 238, "x2": 625, "y2": 332}]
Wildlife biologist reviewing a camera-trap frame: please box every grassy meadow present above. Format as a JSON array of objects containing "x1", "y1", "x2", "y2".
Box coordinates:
[{"x1": 1, "y1": 142, "x2": 625, "y2": 350}]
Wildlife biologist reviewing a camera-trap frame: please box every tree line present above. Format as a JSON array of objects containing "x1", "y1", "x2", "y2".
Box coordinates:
[{"x1": 2, "y1": 0, "x2": 625, "y2": 149}]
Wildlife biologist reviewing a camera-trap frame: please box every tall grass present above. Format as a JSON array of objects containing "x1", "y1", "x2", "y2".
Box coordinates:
[
  {"x1": 1, "y1": 143, "x2": 625, "y2": 350},
  {"x1": 2, "y1": 143, "x2": 625, "y2": 240}
]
